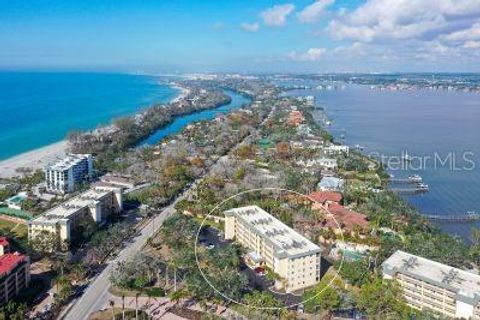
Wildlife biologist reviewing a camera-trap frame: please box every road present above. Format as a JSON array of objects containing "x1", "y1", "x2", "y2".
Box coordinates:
[
  {"x1": 63, "y1": 105, "x2": 273, "y2": 320},
  {"x1": 63, "y1": 163, "x2": 224, "y2": 320},
  {"x1": 63, "y1": 203, "x2": 176, "y2": 320}
]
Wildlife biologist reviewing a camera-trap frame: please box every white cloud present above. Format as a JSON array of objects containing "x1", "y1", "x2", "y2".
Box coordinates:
[
  {"x1": 260, "y1": 4, "x2": 295, "y2": 27},
  {"x1": 329, "y1": 0, "x2": 480, "y2": 43},
  {"x1": 463, "y1": 40, "x2": 480, "y2": 49},
  {"x1": 288, "y1": 48, "x2": 327, "y2": 61},
  {"x1": 241, "y1": 22, "x2": 260, "y2": 32},
  {"x1": 298, "y1": 0, "x2": 335, "y2": 24},
  {"x1": 442, "y1": 22, "x2": 480, "y2": 42}
]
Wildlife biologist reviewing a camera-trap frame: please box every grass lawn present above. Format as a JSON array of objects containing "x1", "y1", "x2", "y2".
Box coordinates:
[{"x1": 0, "y1": 218, "x2": 28, "y2": 239}]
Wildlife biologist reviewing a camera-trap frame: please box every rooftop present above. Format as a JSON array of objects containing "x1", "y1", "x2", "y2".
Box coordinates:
[
  {"x1": 32, "y1": 186, "x2": 118, "y2": 224},
  {"x1": 318, "y1": 177, "x2": 345, "y2": 189},
  {"x1": 309, "y1": 191, "x2": 343, "y2": 204},
  {"x1": 225, "y1": 205, "x2": 322, "y2": 258},
  {"x1": 323, "y1": 203, "x2": 369, "y2": 232},
  {"x1": 46, "y1": 154, "x2": 91, "y2": 171},
  {"x1": 0, "y1": 253, "x2": 27, "y2": 277},
  {"x1": 382, "y1": 250, "x2": 480, "y2": 303}
]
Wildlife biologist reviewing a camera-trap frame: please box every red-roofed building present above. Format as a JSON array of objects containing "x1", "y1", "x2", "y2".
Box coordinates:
[
  {"x1": 0, "y1": 239, "x2": 30, "y2": 305},
  {"x1": 309, "y1": 191, "x2": 342, "y2": 204},
  {"x1": 287, "y1": 110, "x2": 305, "y2": 126},
  {"x1": 320, "y1": 203, "x2": 370, "y2": 236}
]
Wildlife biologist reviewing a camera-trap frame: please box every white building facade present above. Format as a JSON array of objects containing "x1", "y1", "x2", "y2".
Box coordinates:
[
  {"x1": 382, "y1": 250, "x2": 480, "y2": 319},
  {"x1": 225, "y1": 206, "x2": 322, "y2": 292},
  {"x1": 45, "y1": 154, "x2": 93, "y2": 194},
  {"x1": 28, "y1": 186, "x2": 122, "y2": 248}
]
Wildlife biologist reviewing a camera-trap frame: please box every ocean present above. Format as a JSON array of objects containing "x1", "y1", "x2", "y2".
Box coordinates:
[
  {"x1": 0, "y1": 72, "x2": 178, "y2": 160},
  {"x1": 289, "y1": 85, "x2": 480, "y2": 240}
]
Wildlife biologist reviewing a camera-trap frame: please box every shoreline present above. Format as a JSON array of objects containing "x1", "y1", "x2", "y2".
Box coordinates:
[
  {"x1": 0, "y1": 82, "x2": 187, "y2": 179},
  {"x1": 170, "y1": 83, "x2": 190, "y2": 103},
  {"x1": 0, "y1": 140, "x2": 68, "y2": 179}
]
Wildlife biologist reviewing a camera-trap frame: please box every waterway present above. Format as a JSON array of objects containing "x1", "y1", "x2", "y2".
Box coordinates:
[
  {"x1": 139, "y1": 90, "x2": 251, "y2": 146},
  {"x1": 289, "y1": 85, "x2": 480, "y2": 240}
]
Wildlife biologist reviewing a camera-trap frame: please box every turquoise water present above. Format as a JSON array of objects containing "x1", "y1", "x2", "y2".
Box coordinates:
[
  {"x1": 139, "y1": 90, "x2": 251, "y2": 146},
  {"x1": 0, "y1": 72, "x2": 178, "y2": 160},
  {"x1": 290, "y1": 85, "x2": 480, "y2": 240}
]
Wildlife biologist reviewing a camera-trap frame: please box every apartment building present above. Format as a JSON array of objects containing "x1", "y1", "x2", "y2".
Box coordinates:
[
  {"x1": 0, "y1": 238, "x2": 30, "y2": 306},
  {"x1": 382, "y1": 250, "x2": 480, "y2": 319},
  {"x1": 225, "y1": 206, "x2": 322, "y2": 292},
  {"x1": 45, "y1": 154, "x2": 93, "y2": 194},
  {"x1": 28, "y1": 186, "x2": 122, "y2": 247}
]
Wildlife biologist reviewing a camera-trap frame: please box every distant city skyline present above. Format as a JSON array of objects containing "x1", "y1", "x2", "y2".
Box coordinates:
[{"x1": 1, "y1": 0, "x2": 480, "y2": 73}]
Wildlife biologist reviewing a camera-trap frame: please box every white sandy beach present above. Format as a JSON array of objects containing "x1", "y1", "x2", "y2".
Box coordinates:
[
  {"x1": 0, "y1": 82, "x2": 185, "y2": 179},
  {"x1": 171, "y1": 84, "x2": 190, "y2": 103},
  {"x1": 0, "y1": 141, "x2": 68, "y2": 179}
]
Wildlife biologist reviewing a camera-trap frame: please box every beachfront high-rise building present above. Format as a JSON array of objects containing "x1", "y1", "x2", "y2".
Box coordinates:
[
  {"x1": 0, "y1": 238, "x2": 30, "y2": 306},
  {"x1": 382, "y1": 250, "x2": 480, "y2": 319},
  {"x1": 45, "y1": 154, "x2": 93, "y2": 194},
  {"x1": 224, "y1": 206, "x2": 322, "y2": 292},
  {"x1": 28, "y1": 186, "x2": 122, "y2": 248}
]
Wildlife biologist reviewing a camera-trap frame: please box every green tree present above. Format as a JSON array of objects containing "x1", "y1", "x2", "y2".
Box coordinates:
[
  {"x1": 357, "y1": 278, "x2": 408, "y2": 319},
  {"x1": 30, "y1": 230, "x2": 59, "y2": 254},
  {"x1": 303, "y1": 274, "x2": 342, "y2": 315},
  {"x1": 0, "y1": 301, "x2": 27, "y2": 320},
  {"x1": 54, "y1": 275, "x2": 73, "y2": 303}
]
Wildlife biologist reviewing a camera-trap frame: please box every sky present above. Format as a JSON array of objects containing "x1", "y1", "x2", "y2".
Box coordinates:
[{"x1": 1, "y1": 0, "x2": 480, "y2": 73}]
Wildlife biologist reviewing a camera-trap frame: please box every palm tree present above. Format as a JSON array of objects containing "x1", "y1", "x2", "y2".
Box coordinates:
[
  {"x1": 109, "y1": 300, "x2": 115, "y2": 320},
  {"x1": 135, "y1": 292, "x2": 140, "y2": 320},
  {"x1": 121, "y1": 294, "x2": 125, "y2": 320}
]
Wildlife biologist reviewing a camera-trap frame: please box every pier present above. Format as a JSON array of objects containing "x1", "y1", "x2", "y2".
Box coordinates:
[
  {"x1": 389, "y1": 178, "x2": 420, "y2": 184},
  {"x1": 388, "y1": 175, "x2": 423, "y2": 184},
  {"x1": 390, "y1": 187, "x2": 429, "y2": 195},
  {"x1": 388, "y1": 175, "x2": 427, "y2": 194},
  {"x1": 423, "y1": 213, "x2": 480, "y2": 222}
]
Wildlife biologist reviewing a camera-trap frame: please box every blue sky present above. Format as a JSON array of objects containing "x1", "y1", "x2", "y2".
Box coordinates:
[{"x1": 1, "y1": 0, "x2": 479, "y2": 73}]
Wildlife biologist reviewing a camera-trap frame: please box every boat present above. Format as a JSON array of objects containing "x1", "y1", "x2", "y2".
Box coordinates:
[
  {"x1": 408, "y1": 174, "x2": 422, "y2": 183},
  {"x1": 418, "y1": 183, "x2": 429, "y2": 190}
]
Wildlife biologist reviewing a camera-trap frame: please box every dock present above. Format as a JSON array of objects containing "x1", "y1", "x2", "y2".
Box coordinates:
[
  {"x1": 390, "y1": 187, "x2": 429, "y2": 195},
  {"x1": 389, "y1": 178, "x2": 420, "y2": 184},
  {"x1": 423, "y1": 213, "x2": 480, "y2": 222},
  {"x1": 388, "y1": 175, "x2": 423, "y2": 184},
  {"x1": 388, "y1": 175, "x2": 427, "y2": 194}
]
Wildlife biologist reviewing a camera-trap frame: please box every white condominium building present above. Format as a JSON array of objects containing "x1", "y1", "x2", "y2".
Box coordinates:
[
  {"x1": 45, "y1": 154, "x2": 93, "y2": 194},
  {"x1": 382, "y1": 250, "x2": 480, "y2": 319},
  {"x1": 225, "y1": 206, "x2": 323, "y2": 292},
  {"x1": 28, "y1": 186, "x2": 122, "y2": 247}
]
